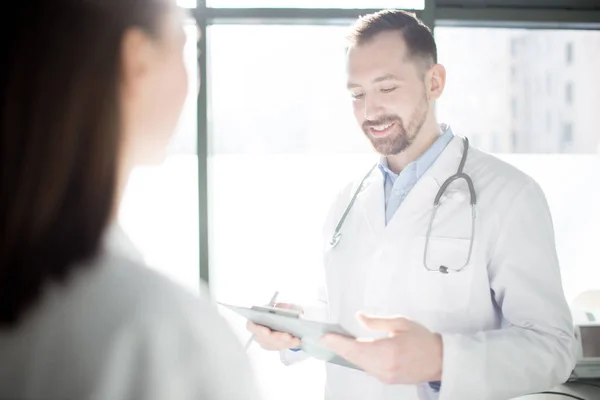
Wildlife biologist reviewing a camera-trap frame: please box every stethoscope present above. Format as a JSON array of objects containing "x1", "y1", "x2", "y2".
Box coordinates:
[{"x1": 329, "y1": 136, "x2": 476, "y2": 274}]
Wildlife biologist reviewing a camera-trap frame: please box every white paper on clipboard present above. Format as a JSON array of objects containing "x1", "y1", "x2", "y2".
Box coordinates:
[{"x1": 218, "y1": 302, "x2": 362, "y2": 370}]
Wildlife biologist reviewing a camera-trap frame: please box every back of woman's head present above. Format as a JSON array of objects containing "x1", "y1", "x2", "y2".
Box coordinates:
[{"x1": 0, "y1": 0, "x2": 189, "y2": 327}]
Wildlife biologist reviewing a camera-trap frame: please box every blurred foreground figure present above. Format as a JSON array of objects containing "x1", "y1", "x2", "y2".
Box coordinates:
[{"x1": 0, "y1": 1, "x2": 261, "y2": 399}]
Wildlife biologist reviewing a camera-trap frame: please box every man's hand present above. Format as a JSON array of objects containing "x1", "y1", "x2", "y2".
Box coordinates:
[
  {"x1": 245, "y1": 303, "x2": 303, "y2": 351},
  {"x1": 320, "y1": 313, "x2": 443, "y2": 385}
]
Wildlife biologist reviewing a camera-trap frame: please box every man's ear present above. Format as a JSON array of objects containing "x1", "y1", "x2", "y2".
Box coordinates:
[{"x1": 425, "y1": 63, "x2": 446, "y2": 102}]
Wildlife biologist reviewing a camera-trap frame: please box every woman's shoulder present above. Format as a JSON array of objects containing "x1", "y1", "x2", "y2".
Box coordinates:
[
  {"x1": 81, "y1": 246, "x2": 259, "y2": 399},
  {"x1": 13, "y1": 227, "x2": 260, "y2": 400},
  {"x1": 70, "y1": 226, "x2": 219, "y2": 330},
  {"x1": 31, "y1": 224, "x2": 226, "y2": 343}
]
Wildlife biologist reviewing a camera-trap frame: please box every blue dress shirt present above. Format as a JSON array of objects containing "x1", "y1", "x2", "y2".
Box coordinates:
[{"x1": 378, "y1": 126, "x2": 454, "y2": 224}]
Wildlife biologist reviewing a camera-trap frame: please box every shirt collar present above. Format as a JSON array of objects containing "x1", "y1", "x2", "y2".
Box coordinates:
[
  {"x1": 377, "y1": 156, "x2": 397, "y2": 178},
  {"x1": 378, "y1": 124, "x2": 454, "y2": 180}
]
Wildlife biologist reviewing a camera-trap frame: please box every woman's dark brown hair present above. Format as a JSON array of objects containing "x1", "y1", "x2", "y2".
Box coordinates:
[{"x1": 0, "y1": 0, "x2": 167, "y2": 327}]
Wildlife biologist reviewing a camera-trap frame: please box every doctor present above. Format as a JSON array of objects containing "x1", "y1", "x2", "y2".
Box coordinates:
[{"x1": 247, "y1": 9, "x2": 577, "y2": 400}]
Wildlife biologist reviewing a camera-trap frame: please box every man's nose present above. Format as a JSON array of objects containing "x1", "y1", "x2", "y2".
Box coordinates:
[{"x1": 364, "y1": 96, "x2": 385, "y2": 121}]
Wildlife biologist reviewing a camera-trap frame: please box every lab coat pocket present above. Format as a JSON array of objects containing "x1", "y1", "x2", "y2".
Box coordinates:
[{"x1": 409, "y1": 236, "x2": 474, "y2": 312}]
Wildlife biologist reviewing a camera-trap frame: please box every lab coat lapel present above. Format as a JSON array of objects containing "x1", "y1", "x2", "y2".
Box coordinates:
[
  {"x1": 362, "y1": 135, "x2": 468, "y2": 318},
  {"x1": 383, "y1": 135, "x2": 466, "y2": 236},
  {"x1": 357, "y1": 169, "x2": 386, "y2": 239},
  {"x1": 424, "y1": 135, "x2": 466, "y2": 189}
]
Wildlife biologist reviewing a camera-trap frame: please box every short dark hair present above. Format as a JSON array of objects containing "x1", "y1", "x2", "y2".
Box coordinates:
[
  {"x1": 346, "y1": 9, "x2": 437, "y2": 65},
  {"x1": 0, "y1": 0, "x2": 167, "y2": 327}
]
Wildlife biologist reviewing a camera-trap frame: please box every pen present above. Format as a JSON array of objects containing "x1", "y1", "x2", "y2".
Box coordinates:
[{"x1": 244, "y1": 290, "x2": 279, "y2": 350}]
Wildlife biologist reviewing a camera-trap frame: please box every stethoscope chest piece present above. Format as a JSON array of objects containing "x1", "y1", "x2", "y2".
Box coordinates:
[{"x1": 329, "y1": 232, "x2": 341, "y2": 248}]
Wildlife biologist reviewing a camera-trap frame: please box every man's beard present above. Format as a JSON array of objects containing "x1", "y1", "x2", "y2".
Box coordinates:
[{"x1": 361, "y1": 95, "x2": 429, "y2": 156}]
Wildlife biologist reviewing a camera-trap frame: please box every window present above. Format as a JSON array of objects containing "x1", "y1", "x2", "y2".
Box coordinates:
[
  {"x1": 511, "y1": 97, "x2": 518, "y2": 118},
  {"x1": 206, "y1": 0, "x2": 424, "y2": 8},
  {"x1": 565, "y1": 82, "x2": 573, "y2": 105},
  {"x1": 562, "y1": 122, "x2": 573, "y2": 146},
  {"x1": 511, "y1": 129, "x2": 518, "y2": 151},
  {"x1": 206, "y1": 23, "x2": 600, "y2": 400},
  {"x1": 491, "y1": 132, "x2": 500, "y2": 153},
  {"x1": 207, "y1": 25, "x2": 374, "y2": 400},
  {"x1": 435, "y1": 26, "x2": 600, "y2": 304},
  {"x1": 118, "y1": 23, "x2": 200, "y2": 294},
  {"x1": 435, "y1": 27, "x2": 599, "y2": 154},
  {"x1": 510, "y1": 37, "x2": 518, "y2": 56},
  {"x1": 566, "y1": 41, "x2": 574, "y2": 64}
]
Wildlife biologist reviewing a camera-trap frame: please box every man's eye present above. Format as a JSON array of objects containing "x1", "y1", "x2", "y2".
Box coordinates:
[
  {"x1": 381, "y1": 87, "x2": 397, "y2": 93},
  {"x1": 351, "y1": 92, "x2": 364, "y2": 99}
]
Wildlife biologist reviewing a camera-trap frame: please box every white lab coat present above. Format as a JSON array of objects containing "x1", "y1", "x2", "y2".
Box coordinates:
[
  {"x1": 0, "y1": 225, "x2": 261, "y2": 400},
  {"x1": 283, "y1": 135, "x2": 577, "y2": 400}
]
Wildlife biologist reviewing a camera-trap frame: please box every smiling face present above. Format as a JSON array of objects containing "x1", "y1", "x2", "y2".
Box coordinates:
[{"x1": 346, "y1": 30, "x2": 433, "y2": 156}]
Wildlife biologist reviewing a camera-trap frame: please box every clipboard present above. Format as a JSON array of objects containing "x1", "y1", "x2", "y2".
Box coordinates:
[{"x1": 219, "y1": 302, "x2": 362, "y2": 370}]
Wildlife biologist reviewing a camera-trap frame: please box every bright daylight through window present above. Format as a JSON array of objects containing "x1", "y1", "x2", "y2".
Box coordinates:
[
  {"x1": 118, "y1": 22, "x2": 200, "y2": 295},
  {"x1": 114, "y1": 2, "x2": 600, "y2": 399},
  {"x1": 207, "y1": 24, "x2": 600, "y2": 400}
]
